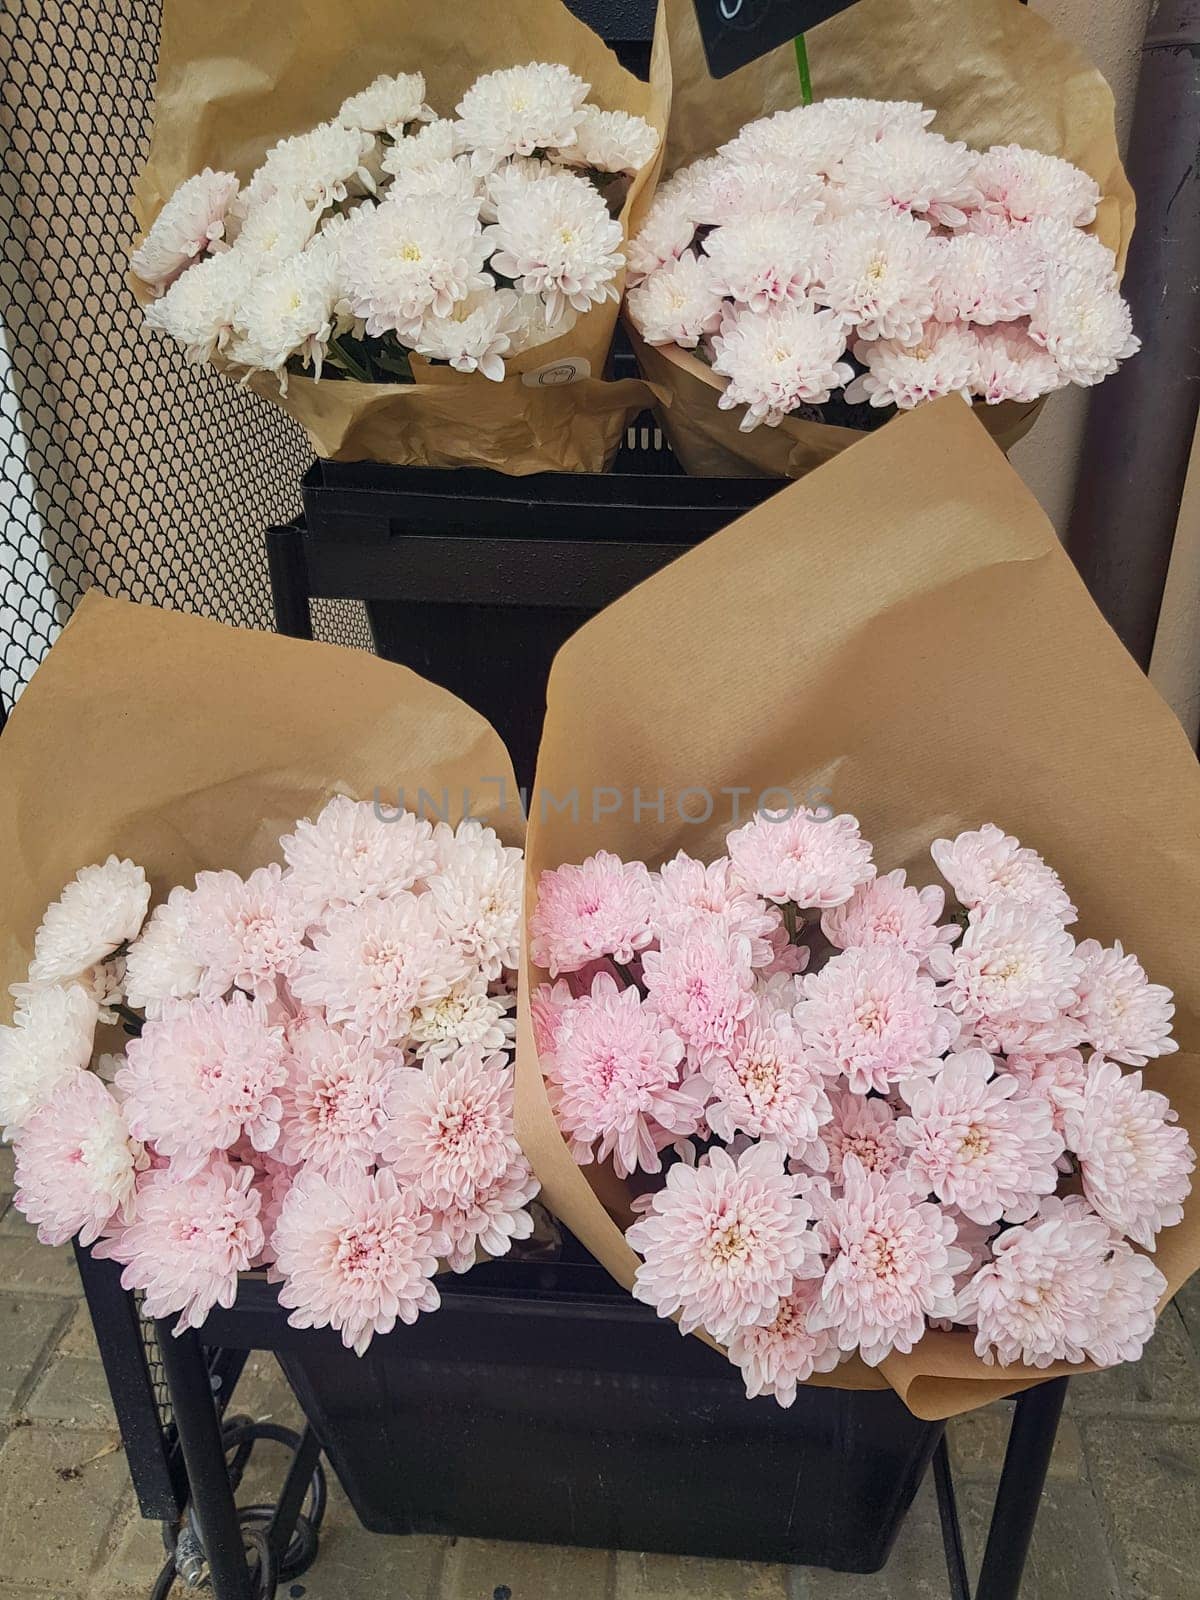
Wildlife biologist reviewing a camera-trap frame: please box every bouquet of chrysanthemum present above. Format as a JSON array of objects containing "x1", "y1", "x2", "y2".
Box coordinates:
[
  {"x1": 514, "y1": 398, "x2": 1200, "y2": 1421},
  {"x1": 130, "y1": 0, "x2": 669, "y2": 471},
  {"x1": 0, "y1": 595, "x2": 534, "y2": 1352},
  {"x1": 628, "y1": 0, "x2": 1133, "y2": 477},
  {"x1": 528, "y1": 816, "x2": 1191, "y2": 1401}
]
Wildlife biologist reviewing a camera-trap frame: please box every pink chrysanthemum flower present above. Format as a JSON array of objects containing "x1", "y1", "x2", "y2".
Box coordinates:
[
  {"x1": 426, "y1": 819, "x2": 523, "y2": 981},
  {"x1": 116, "y1": 994, "x2": 288, "y2": 1170},
  {"x1": 896, "y1": 1048, "x2": 1065, "y2": 1224},
  {"x1": 969, "y1": 324, "x2": 1064, "y2": 405},
  {"x1": 929, "y1": 230, "x2": 1041, "y2": 325},
  {"x1": 627, "y1": 251, "x2": 725, "y2": 349},
  {"x1": 838, "y1": 129, "x2": 980, "y2": 228},
  {"x1": 814, "y1": 212, "x2": 939, "y2": 344},
  {"x1": 794, "y1": 946, "x2": 955, "y2": 1095},
  {"x1": 821, "y1": 1089, "x2": 904, "y2": 1186},
  {"x1": 688, "y1": 157, "x2": 825, "y2": 228},
  {"x1": 124, "y1": 886, "x2": 204, "y2": 1017},
  {"x1": 821, "y1": 868, "x2": 959, "y2": 977},
  {"x1": 808, "y1": 1156, "x2": 968, "y2": 1366},
  {"x1": 1060, "y1": 1058, "x2": 1194, "y2": 1249},
  {"x1": 727, "y1": 807, "x2": 874, "y2": 910},
  {"x1": 727, "y1": 1277, "x2": 844, "y2": 1406},
  {"x1": 1028, "y1": 269, "x2": 1139, "y2": 386},
  {"x1": 96, "y1": 1158, "x2": 264, "y2": 1333},
  {"x1": 701, "y1": 1000, "x2": 831, "y2": 1160},
  {"x1": 272, "y1": 1166, "x2": 443, "y2": 1354},
  {"x1": 1069, "y1": 939, "x2": 1178, "y2": 1067},
  {"x1": 943, "y1": 903, "x2": 1083, "y2": 1055},
  {"x1": 530, "y1": 852, "x2": 656, "y2": 977},
  {"x1": 190, "y1": 864, "x2": 311, "y2": 1001},
  {"x1": 702, "y1": 214, "x2": 820, "y2": 313},
  {"x1": 931, "y1": 824, "x2": 1075, "y2": 923},
  {"x1": 433, "y1": 1151, "x2": 540, "y2": 1274},
  {"x1": 642, "y1": 925, "x2": 757, "y2": 1065},
  {"x1": 276, "y1": 1019, "x2": 400, "y2": 1183},
  {"x1": 972, "y1": 144, "x2": 1100, "y2": 227},
  {"x1": 711, "y1": 301, "x2": 854, "y2": 431},
  {"x1": 381, "y1": 1046, "x2": 521, "y2": 1209},
  {"x1": 291, "y1": 893, "x2": 469, "y2": 1046},
  {"x1": 28, "y1": 856, "x2": 150, "y2": 987},
  {"x1": 844, "y1": 320, "x2": 977, "y2": 410},
  {"x1": 280, "y1": 796, "x2": 438, "y2": 914},
  {"x1": 627, "y1": 1142, "x2": 823, "y2": 1343},
  {"x1": 530, "y1": 978, "x2": 575, "y2": 1055},
  {"x1": 546, "y1": 973, "x2": 703, "y2": 1178},
  {"x1": 1005, "y1": 1048, "x2": 1089, "y2": 1141},
  {"x1": 1020, "y1": 216, "x2": 1119, "y2": 286},
  {"x1": 13, "y1": 1070, "x2": 144, "y2": 1246},
  {"x1": 653, "y1": 852, "x2": 783, "y2": 967},
  {"x1": 1088, "y1": 1238, "x2": 1169, "y2": 1368}
]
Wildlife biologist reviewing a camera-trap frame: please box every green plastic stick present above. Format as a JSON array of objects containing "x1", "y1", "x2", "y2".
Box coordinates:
[{"x1": 794, "y1": 34, "x2": 813, "y2": 106}]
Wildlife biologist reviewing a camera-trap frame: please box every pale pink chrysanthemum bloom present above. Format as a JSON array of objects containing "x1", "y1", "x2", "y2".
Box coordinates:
[
  {"x1": 13, "y1": 1069, "x2": 144, "y2": 1246},
  {"x1": 546, "y1": 973, "x2": 704, "y2": 1178},
  {"x1": 642, "y1": 924, "x2": 757, "y2": 1065},
  {"x1": 687, "y1": 157, "x2": 825, "y2": 228},
  {"x1": 433, "y1": 1150, "x2": 540, "y2": 1274},
  {"x1": 820, "y1": 1089, "x2": 905, "y2": 1186},
  {"x1": 958, "y1": 1194, "x2": 1162, "y2": 1368},
  {"x1": 843, "y1": 320, "x2": 977, "y2": 410},
  {"x1": 425, "y1": 819, "x2": 523, "y2": 982},
  {"x1": 968, "y1": 323, "x2": 1064, "y2": 406},
  {"x1": 943, "y1": 903, "x2": 1083, "y2": 1055},
  {"x1": 727, "y1": 807, "x2": 875, "y2": 910},
  {"x1": 1020, "y1": 216, "x2": 1119, "y2": 288},
  {"x1": 702, "y1": 213, "x2": 821, "y2": 314},
  {"x1": 701, "y1": 1000, "x2": 831, "y2": 1160},
  {"x1": 973, "y1": 144, "x2": 1100, "y2": 227},
  {"x1": 929, "y1": 229, "x2": 1042, "y2": 324},
  {"x1": 189, "y1": 864, "x2": 311, "y2": 1002},
  {"x1": 838, "y1": 129, "x2": 981, "y2": 228},
  {"x1": 1028, "y1": 269, "x2": 1139, "y2": 387},
  {"x1": 131, "y1": 168, "x2": 240, "y2": 291},
  {"x1": 625, "y1": 167, "x2": 701, "y2": 284},
  {"x1": 814, "y1": 212, "x2": 939, "y2": 344},
  {"x1": 554, "y1": 103, "x2": 659, "y2": 176},
  {"x1": 653, "y1": 852, "x2": 783, "y2": 968},
  {"x1": 28, "y1": 856, "x2": 150, "y2": 987},
  {"x1": 95, "y1": 1157, "x2": 264, "y2": 1333},
  {"x1": 291, "y1": 893, "x2": 469, "y2": 1046},
  {"x1": 794, "y1": 946, "x2": 955, "y2": 1095},
  {"x1": 123, "y1": 886, "x2": 204, "y2": 1017},
  {"x1": 529, "y1": 852, "x2": 656, "y2": 976},
  {"x1": 381, "y1": 1045, "x2": 522, "y2": 1209},
  {"x1": 530, "y1": 978, "x2": 575, "y2": 1056},
  {"x1": 626, "y1": 252, "x2": 726, "y2": 349},
  {"x1": 456, "y1": 62, "x2": 588, "y2": 173},
  {"x1": 339, "y1": 197, "x2": 491, "y2": 341},
  {"x1": 272, "y1": 1166, "x2": 443, "y2": 1355},
  {"x1": 276, "y1": 1019, "x2": 401, "y2": 1183},
  {"x1": 0, "y1": 983, "x2": 100, "y2": 1137},
  {"x1": 280, "y1": 796, "x2": 438, "y2": 915},
  {"x1": 409, "y1": 972, "x2": 514, "y2": 1062},
  {"x1": 760, "y1": 924, "x2": 811, "y2": 979},
  {"x1": 627, "y1": 1141, "x2": 823, "y2": 1343},
  {"x1": 721, "y1": 101, "x2": 933, "y2": 180},
  {"x1": 710, "y1": 301, "x2": 854, "y2": 431},
  {"x1": 727, "y1": 1276, "x2": 845, "y2": 1406},
  {"x1": 1087, "y1": 1237, "x2": 1168, "y2": 1368},
  {"x1": 821, "y1": 868, "x2": 959, "y2": 977},
  {"x1": 485, "y1": 168, "x2": 625, "y2": 325},
  {"x1": 1005, "y1": 1048, "x2": 1089, "y2": 1142},
  {"x1": 1069, "y1": 939, "x2": 1178, "y2": 1067},
  {"x1": 927, "y1": 1206, "x2": 1000, "y2": 1330},
  {"x1": 1060, "y1": 1058, "x2": 1194, "y2": 1249},
  {"x1": 116, "y1": 994, "x2": 288, "y2": 1170},
  {"x1": 931, "y1": 824, "x2": 1076, "y2": 923},
  {"x1": 896, "y1": 1048, "x2": 1065, "y2": 1224},
  {"x1": 807, "y1": 1155, "x2": 968, "y2": 1366},
  {"x1": 247, "y1": 1153, "x2": 295, "y2": 1267}
]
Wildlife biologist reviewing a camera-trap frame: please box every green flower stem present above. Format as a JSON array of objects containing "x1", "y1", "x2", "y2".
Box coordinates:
[{"x1": 795, "y1": 34, "x2": 813, "y2": 106}]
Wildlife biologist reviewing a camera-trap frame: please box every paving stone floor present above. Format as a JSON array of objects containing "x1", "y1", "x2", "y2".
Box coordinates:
[{"x1": 0, "y1": 1144, "x2": 1196, "y2": 1600}]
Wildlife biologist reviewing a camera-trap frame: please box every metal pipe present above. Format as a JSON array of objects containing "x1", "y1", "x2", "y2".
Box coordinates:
[{"x1": 1066, "y1": 1, "x2": 1200, "y2": 670}]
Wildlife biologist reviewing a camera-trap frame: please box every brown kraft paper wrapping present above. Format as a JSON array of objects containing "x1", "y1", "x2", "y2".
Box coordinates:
[
  {"x1": 637, "y1": 0, "x2": 1136, "y2": 479},
  {"x1": 514, "y1": 397, "x2": 1200, "y2": 1421},
  {"x1": 132, "y1": 0, "x2": 671, "y2": 473}
]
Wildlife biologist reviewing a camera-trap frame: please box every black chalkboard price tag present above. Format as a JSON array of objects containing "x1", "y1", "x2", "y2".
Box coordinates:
[{"x1": 693, "y1": 0, "x2": 859, "y2": 79}]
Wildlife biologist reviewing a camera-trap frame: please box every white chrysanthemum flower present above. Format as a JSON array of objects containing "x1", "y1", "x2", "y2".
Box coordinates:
[
  {"x1": 1020, "y1": 216, "x2": 1118, "y2": 286},
  {"x1": 230, "y1": 191, "x2": 322, "y2": 269},
  {"x1": 721, "y1": 100, "x2": 933, "y2": 180},
  {"x1": 944, "y1": 903, "x2": 1083, "y2": 1054},
  {"x1": 382, "y1": 118, "x2": 462, "y2": 175},
  {"x1": 973, "y1": 143, "x2": 1101, "y2": 227},
  {"x1": 485, "y1": 168, "x2": 624, "y2": 325},
  {"x1": 339, "y1": 197, "x2": 491, "y2": 339},
  {"x1": 626, "y1": 251, "x2": 724, "y2": 348},
  {"x1": 409, "y1": 972, "x2": 515, "y2": 1061},
  {"x1": 626, "y1": 167, "x2": 700, "y2": 284},
  {"x1": 383, "y1": 156, "x2": 483, "y2": 214},
  {"x1": 815, "y1": 212, "x2": 938, "y2": 343},
  {"x1": 476, "y1": 156, "x2": 548, "y2": 223},
  {"x1": 838, "y1": 129, "x2": 980, "y2": 228},
  {"x1": 556, "y1": 104, "x2": 658, "y2": 175},
  {"x1": 969, "y1": 324, "x2": 1064, "y2": 404},
  {"x1": 239, "y1": 121, "x2": 378, "y2": 212},
  {"x1": 1028, "y1": 269, "x2": 1139, "y2": 386},
  {"x1": 412, "y1": 285, "x2": 524, "y2": 381},
  {"x1": 29, "y1": 857, "x2": 150, "y2": 986},
  {"x1": 932, "y1": 823, "x2": 1076, "y2": 923},
  {"x1": 228, "y1": 248, "x2": 338, "y2": 388},
  {"x1": 338, "y1": 72, "x2": 432, "y2": 137},
  {"x1": 281, "y1": 795, "x2": 438, "y2": 914},
  {"x1": 711, "y1": 302, "x2": 853, "y2": 431},
  {"x1": 844, "y1": 320, "x2": 977, "y2": 410},
  {"x1": 1069, "y1": 939, "x2": 1178, "y2": 1067},
  {"x1": 456, "y1": 62, "x2": 589, "y2": 173},
  {"x1": 0, "y1": 985, "x2": 100, "y2": 1136},
  {"x1": 702, "y1": 213, "x2": 820, "y2": 313},
  {"x1": 123, "y1": 887, "x2": 203, "y2": 1018},
  {"x1": 930, "y1": 230, "x2": 1042, "y2": 325},
  {"x1": 687, "y1": 155, "x2": 825, "y2": 228},
  {"x1": 426, "y1": 818, "x2": 524, "y2": 981},
  {"x1": 507, "y1": 291, "x2": 577, "y2": 354},
  {"x1": 132, "y1": 169, "x2": 240, "y2": 291},
  {"x1": 143, "y1": 246, "x2": 259, "y2": 362}
]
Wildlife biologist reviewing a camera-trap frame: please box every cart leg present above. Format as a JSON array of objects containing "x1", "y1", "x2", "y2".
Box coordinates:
[{"x1": 974, "y1": 1377, "x2": 1069, "y2": 1600}]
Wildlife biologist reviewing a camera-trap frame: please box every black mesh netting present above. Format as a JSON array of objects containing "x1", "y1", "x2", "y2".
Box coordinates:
[{"x1": 0, "y1": 0, "x2": 370, "y2": 716}]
